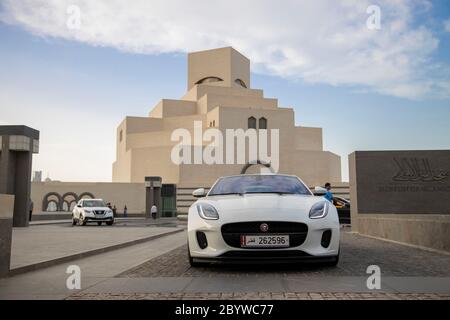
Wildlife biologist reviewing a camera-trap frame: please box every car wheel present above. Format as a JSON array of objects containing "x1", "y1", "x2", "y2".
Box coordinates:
[
  {"x1": 106, "y1": 220, "x2": 114, "y2": 226},
  {"x1": 187, "y1": 244, "x2": 203, "y2": 268},
  {"x1": 78, "y1": 215, "x2": 86, "y2": 226},
  {"x1": 323, "y1": 252, "x2": 339, "y2": 267},
  {"x1": 97, "y1": 222, "x2": 102, "y2": 226}
]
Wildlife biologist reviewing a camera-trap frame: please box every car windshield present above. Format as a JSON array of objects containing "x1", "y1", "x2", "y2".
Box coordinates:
[
  {"x1": 83, "y1": 200, "x2": 106, "y2": 207},
  {"x1": 208, "y1": 175, "x2": 312, "y2": 196}
]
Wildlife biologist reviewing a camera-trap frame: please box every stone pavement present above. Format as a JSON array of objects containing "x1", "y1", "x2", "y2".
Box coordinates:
[
  {"x1": 68, "y1": 292, "x2": 450, "y2": 300},
  {"x1": 0, "y1": 231, "x2": 187, "y2": 299},
  {"x1": 11, "y1": 218, "x2": 184, "y2": 270},
  {"x1": 63, "y1": 230, "x2": 450, "y2": 300},
  {"x1": 2, "y1": 227, "x2": 450, "y2": 300},
  {"x1": 119, "y1": 232, "x2": 450, "y2": 278}
]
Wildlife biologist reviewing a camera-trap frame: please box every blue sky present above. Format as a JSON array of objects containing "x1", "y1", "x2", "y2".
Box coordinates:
[{"x1": 0, "y1": 0, "x2": 449, "y2": 182}]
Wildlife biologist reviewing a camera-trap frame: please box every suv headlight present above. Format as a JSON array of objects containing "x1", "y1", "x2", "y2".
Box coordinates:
[
  {"x1": 84, "y1": 209, "x2": 93, "y2": 214},
  {"x1": 309, "y1": 201, "x2": 329, "y2": 219},
  {"x1": 196, "y1": 203, "x2": 219, "y2": 220}
]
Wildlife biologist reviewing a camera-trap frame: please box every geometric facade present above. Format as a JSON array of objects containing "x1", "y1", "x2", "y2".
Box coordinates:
[{"x1": 113, "y1": 47, "x2": 341, "y2": 187}]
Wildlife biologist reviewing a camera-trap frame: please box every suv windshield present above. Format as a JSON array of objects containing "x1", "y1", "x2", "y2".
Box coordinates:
[
  {"x1": 83, "y1": 200, "x2": 106, "y2": 207},
  {"x1": 208, "y1": 175, "x2": 312, "y2": 196}
]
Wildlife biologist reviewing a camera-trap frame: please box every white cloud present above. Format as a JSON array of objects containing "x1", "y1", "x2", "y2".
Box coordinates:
[
  {"x1": 0, "y1": 0, "x2": 447, "y2": 99},
  {"x1": 445, "y1": 19, "x2": 450, "y2": 33}
]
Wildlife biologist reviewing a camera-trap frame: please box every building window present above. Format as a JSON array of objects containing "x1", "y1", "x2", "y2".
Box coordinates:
[
  {"x1": 248, "y1": 117, "x2": 256, "y2": 129},
  {"x1": 259, "y1": 117, "x2": 267, "y2": 129},
  {"x1": 196, "y1": 77, "x2": 223, "y2": 85},
  {"x1": 33, "y1": 139, "x2": 39, "y2": 153},
  {"x1": 9, "y1": 135, "x2": 30, "y2": 151},
  {"x1": 119, "y1": 130, "x2": 123, "y2": 142},
  {"x1": 235, "y1": 79, "x2": 247, "y2": 88}
]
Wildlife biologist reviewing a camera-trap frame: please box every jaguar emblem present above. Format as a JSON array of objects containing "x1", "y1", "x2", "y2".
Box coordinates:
[{"x1": 260, "y1": 223, "x2": 269, "y2": 232}]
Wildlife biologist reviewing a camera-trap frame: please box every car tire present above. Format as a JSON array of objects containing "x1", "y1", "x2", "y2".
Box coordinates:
[
  {"x1": 79, "y1": 215, "x2": 86, "y2": 226},
  {"x1": 188, "y1": 244, "x2": 203, "y2": 268},
  {"x1": 322, "y1": 252, "x2": 339, "y2": 267},
  {"x1": 97, "y1": 222, "x2": 102, "y2": 226},
  {"x1": 106, "y1": 220, "x2": 114, "y2": 226}
]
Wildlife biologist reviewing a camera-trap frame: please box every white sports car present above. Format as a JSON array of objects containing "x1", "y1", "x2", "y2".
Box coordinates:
[{"x1": 187, "y1": 174, "x2": 340, "y2": 267}]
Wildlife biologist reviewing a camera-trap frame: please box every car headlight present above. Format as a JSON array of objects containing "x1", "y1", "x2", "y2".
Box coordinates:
[
  {"x1": 196, "y1": 203, "x2": 219, "y2": 220},
  {"x1": 84, "y1": 209, "x2": 93, "y2": 214},
  {"x1": 309, "y1": 201, "x2": 329, "y2": 219}
]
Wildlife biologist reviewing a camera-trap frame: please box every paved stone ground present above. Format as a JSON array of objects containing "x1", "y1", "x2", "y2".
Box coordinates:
[
  {"x1": 11, "y1": 219, "x2": 184, "y2": 269},
  {"x1": 61, "y1": 230, "x2": 450, "y2": 300},
  {"x1": 118, "y1": 231, "x2": 450, "y2": 278},
  {"x1": 68, "y1": 292, "x2": 450, "y2": 300}
]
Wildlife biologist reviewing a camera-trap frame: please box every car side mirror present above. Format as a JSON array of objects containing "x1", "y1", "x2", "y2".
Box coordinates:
[
  {"x1": 313, "y1": 186, "x2": 327, "y2": 196},
  {"x1": 192, "y1": 188, "x2": 206, "y2": 198},
  {"x1": 77, "y1": 204, "x2": 82, "y2": 208}
]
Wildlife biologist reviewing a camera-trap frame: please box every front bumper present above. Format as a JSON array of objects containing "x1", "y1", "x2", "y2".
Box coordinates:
[
  {"x1": 188, "y1": 217, "x2": 340, "y2": 261},
  {"x1": 192, "y1": 250, "x2": 338, "y2": 264},
  {"x1": 84, "y1": 217, "x2": 114, "y2": 222},
  {"x1": 84, "y1": 212, "x2": 114, "y2": 222}
]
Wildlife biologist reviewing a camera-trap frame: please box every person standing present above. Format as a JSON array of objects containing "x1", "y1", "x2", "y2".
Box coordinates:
[
  {"x1": 123, "y1": 205, "x2": 128, "y2": 218},
  {"x1": 112, "y1": 205, "x2": 117, "y2": 217},
  {"x1": 29, "y1": 200, "x2": 34, "y2": 222},
  {"x1": 151, "y1": 204, "x2": 158, "y2": 220},
  {"x1": 323, "y1": 182, "x2": 334, "y2": 203}
]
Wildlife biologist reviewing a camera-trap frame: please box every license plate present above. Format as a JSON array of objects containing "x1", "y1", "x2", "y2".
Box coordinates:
[{"x1": 240, "y1": 235, "x2": 290, "y2": 248}]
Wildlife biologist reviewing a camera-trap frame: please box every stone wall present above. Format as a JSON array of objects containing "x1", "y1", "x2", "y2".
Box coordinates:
[
  {"x1": 0, "y1": 194, "x2": 14, "y2": 277},
  {"x1": 31, "y1": 181, "x2": 146, "y2": 214},
  {"x1": 349, "y1": 151, "x2": 450, "y2": 252}
]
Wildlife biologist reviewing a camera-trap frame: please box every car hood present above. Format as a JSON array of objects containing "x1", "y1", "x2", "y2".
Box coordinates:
[{"x1": 202, "y1": 194, "x2": 325, "y2": 213}]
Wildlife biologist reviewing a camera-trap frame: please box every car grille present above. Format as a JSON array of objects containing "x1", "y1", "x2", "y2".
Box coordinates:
[
  {"x1": 221, "y1": 221, "x2": 308, "y2": 249},
  {"x1": 94, "y1": 210, "x2": 105, "y2": 215}
]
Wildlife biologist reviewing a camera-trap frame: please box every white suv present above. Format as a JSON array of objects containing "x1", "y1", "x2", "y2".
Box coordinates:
[{"x1": 72, "y1": 199, "x2": 114, "y2": 226}]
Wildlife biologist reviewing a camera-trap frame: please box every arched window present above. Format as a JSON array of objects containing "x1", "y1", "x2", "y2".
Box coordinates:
[
  {"x1": 248, "y1": 117, "x2": 256, "y2": 129},
  {"x1": 235, "y1": 79, "x2": 247, "y2": 88},
  {"x1": 259, "y1": 117, "x2": 267, "y2": 129},
  {"x1": 46, "y1": 201, "x2": 58, "y2": 212},
  {"x1": 196, "y1": 77, "x2": 223, "y2": 85}
]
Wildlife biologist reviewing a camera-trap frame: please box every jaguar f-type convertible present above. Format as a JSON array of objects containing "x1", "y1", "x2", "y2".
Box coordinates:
[{"x1": 187, "y1": 174, "x2": 340, "y2": 267}]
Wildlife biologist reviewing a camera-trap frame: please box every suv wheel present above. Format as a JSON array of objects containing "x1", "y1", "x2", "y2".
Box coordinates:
[
  {"x1": 97, "y1": 222, "x2": 102, "y2": 226},
  {"x1": 78, "y1": 215, "x2": 87, "y2": 226},
  {"x1": 106, "y1": 220, "x2": 114, "y2": 226}
]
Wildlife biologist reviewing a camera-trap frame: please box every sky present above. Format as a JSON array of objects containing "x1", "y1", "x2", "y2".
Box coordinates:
[{"x1": 0, "y1": 0, "x2": 449, "y2": 182}]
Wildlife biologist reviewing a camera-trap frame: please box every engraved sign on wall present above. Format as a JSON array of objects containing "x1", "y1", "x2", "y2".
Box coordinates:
[{"x1": 352, "y1": 150, "x2": 450, "y2": 214}]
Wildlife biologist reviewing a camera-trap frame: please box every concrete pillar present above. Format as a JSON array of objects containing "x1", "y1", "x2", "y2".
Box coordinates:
[
  {"x1": 0, "y1": 126, "x2": 39, "y2": 228},
  {"x1": 13, "y1": 151, "x2": 33, "y2": 227},
  {"x1": 145, "y1": 176, "x2": 162, "y2": 218},
  {"x1": 0, "y1": 194, "x2": 15, "y2": 277}
]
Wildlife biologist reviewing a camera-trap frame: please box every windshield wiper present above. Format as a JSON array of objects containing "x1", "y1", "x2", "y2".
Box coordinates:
[
  {"x1": 243, "y1": 192, "x2": 298, "y2": 195},
  {"x1": 208, "y1": 192, "x2": 244, "y2": 196}
]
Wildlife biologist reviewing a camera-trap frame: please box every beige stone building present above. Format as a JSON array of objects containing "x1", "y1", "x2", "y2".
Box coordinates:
[
  {"x1": 30, "y1": 47, "x2": 343, "y2": 214},
  {"x1": 113, "y1": 47, "x2": 341, "y2": 188}
]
